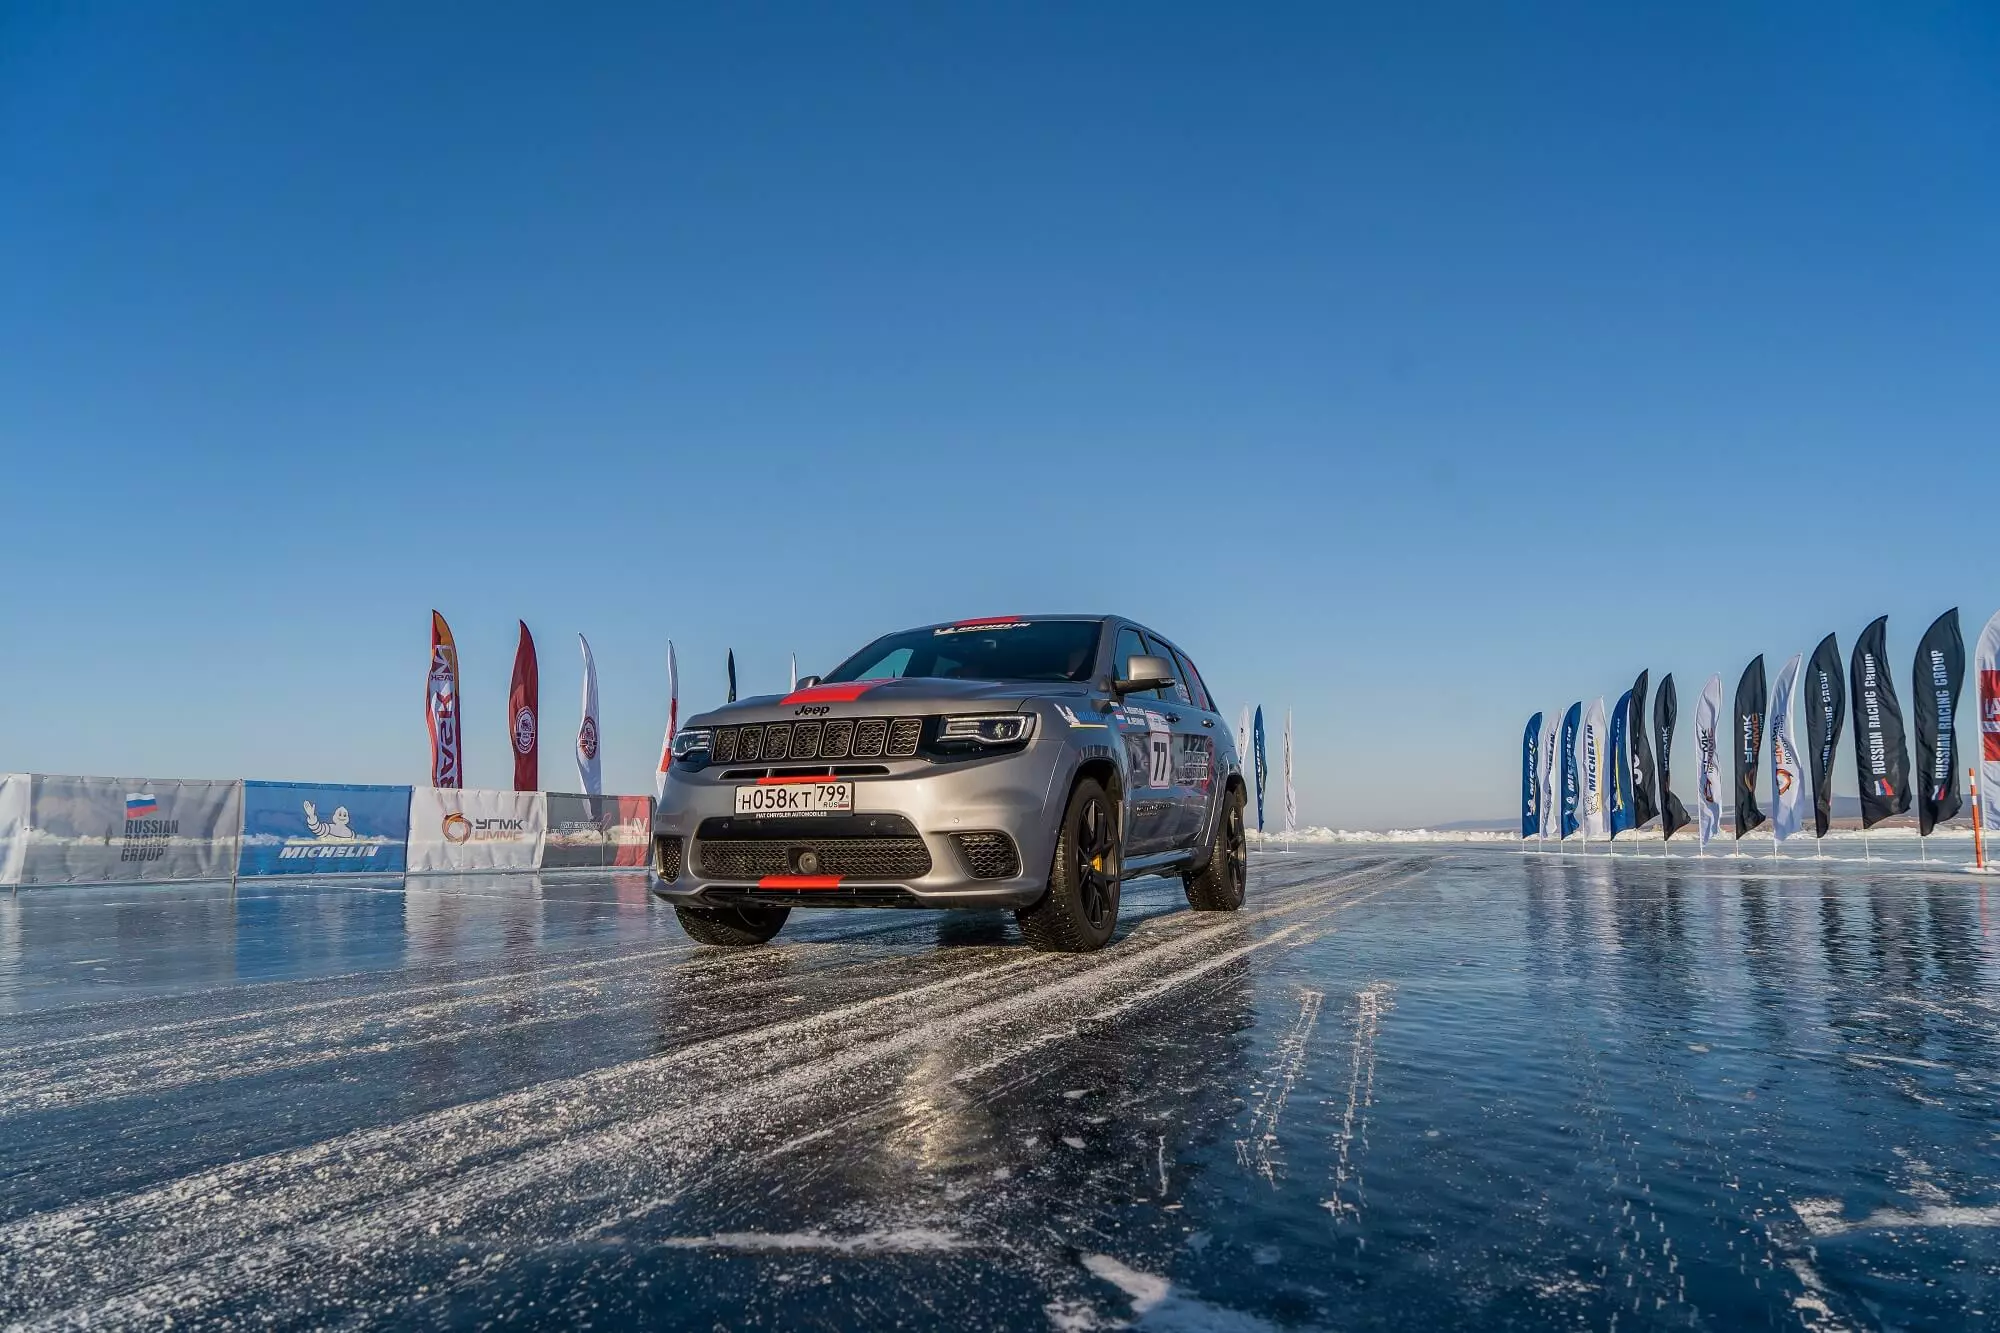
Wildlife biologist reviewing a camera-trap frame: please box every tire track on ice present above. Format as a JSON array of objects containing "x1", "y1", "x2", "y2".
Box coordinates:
[{"x1": 0, "y1": 862, "x2": 1411, "y2": 1327}]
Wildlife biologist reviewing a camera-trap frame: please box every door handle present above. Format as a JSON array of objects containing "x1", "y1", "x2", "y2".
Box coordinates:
[
  {"x1": 1164, "y1": 714, "x2": 1181, "y2": 724},
  {"x1": 1200, "y1": 718, "x2": 1214, "y2": 727}
]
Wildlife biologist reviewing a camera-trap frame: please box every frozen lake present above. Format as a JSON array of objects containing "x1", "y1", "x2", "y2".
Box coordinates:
[{"x1": 1, "y1": 847, "x2": 1995, "y2": 1328}]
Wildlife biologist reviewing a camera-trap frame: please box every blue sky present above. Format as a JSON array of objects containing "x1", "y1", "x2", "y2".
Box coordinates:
[{"x1": 2, "y1": 2, "x2": 1996, "y2": 826}]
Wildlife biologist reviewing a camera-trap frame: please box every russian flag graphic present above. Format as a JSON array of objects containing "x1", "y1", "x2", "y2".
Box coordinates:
[{"x1": 125, "y1": 794, "x2": 158, "y2": 818}]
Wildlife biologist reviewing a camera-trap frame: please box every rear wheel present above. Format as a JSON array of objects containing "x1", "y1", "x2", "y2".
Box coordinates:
[
  {"x1": 1017, "y1": 777, "x2": 1121, "y2": 953},
  {"x1": 674, "y1": 902, "x2": 790, "y2": 946},
  {"x1": 1183, "y1": 786, "x2": 1247, "y2": 911}
]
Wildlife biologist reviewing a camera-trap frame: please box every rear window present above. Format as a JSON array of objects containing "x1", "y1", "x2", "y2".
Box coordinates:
[
  {"x1": 824, "y1": 620, "x2": 1102, "y2": 684},
  {"x1": 1169, "y1": 647, "x2": 1211, "y2": 711},
  {"x1": 1142, "y1": 633, "x2": 1194, "y2": 706}
]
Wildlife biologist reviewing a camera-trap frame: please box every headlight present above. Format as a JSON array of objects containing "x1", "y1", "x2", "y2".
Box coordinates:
[
  {"x1": 938, "y1": 714, "x2": 1036, "y2": 746},
  {"x1": 670, "y1": 728, "x2": 713, "y2": 758}
]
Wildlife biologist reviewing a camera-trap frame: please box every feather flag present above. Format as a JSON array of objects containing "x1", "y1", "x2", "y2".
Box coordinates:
[
  {"x1": 426, "y1": 611, "x2": 463, "y2": 789},
  {"x1": 1654, "y1": 675, "x2": 1691, "y2": 839},
  {"x1": 727, "y1": 649, "x2": 738, "y2": 704},
  {"x1": 1559, "y1": 702, "x2": 1582, "y2": 838},
  {"x1": 1695, "y1": 674, "x2": 1724, "y2": 850},
  {"x1": 1976, "y1": 610, "x2": 2000, "y2": 854},
  {"x1": 1252, "y1": 707, "x2": 1268, "y2": 833},
  {"x1": 1629, "y1": 671, "x2": 1659, "y2": 828},
  {"x1": 1580, "y1": 697, "x2": 1610, "y2": 840},
  {"x1": 654, "y1": 641, "x2": 680, "y2": 804},
  {"x1": 1539, "y1": 711, "x2": 1560, "y2": 842},
  {"x1": 1804, "y1": 634, "x2": 1846, "y2": 839},
  {"x1": 1733, "y1": 656, "x2": 1767, "y2": 838},
  {"x1": 1282, "y1": 709, "x2": 1296, "y2": 838},
  {"x1": 575, "y1": 634, "x2": 602, "y2": 796},
  {"x1": 509, "y1": 621, "x2": 539, "y2": 793},
  {"x1": 1912, "y1": 608, "x2": 1965, "y2": 836},
  {"x1": 1522, "y1": 712, "x2": 1544, "y2": 839},
  {"x1": 1770, "y1": 653, "x2": 1805, "y2": 842},
  {"x1": 790, "y1": 653, "x2": 798, "y2": 692},
  {"x1": 1850, "y1": 616, "x2": 1911, "y2": 829},
  {"x1": 1236, "y1": 706, "x2": 1251, "y2": 794},
  {"x1": 1609, "y1": 691, "x2": 1634, "y2": 837}
]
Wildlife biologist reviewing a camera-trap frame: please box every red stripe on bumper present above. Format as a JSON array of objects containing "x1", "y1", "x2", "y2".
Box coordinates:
[{"x1": 756, "y1": 875, "x2": 844, "y2": 889}]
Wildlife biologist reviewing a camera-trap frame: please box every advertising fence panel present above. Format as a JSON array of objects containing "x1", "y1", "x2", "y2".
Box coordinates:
[
  {"x1": 407, "y1": 787, "x2": 545, "y2": 872},
  {"x1": 542, "y1": 794, "x2": 653, "y2": 869},
  {"x1": 239, "y1": 782, "x2": 412, "y2": 877},
  {"x1": 19, "y1": 775, "x2": 243, "y2": 885},
  {"x1": 0, "y1": 774, "x2": 28, "y2": 885}
]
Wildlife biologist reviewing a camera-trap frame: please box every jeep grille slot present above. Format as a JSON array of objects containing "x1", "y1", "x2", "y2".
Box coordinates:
[{"x1": 709, "y1": 718, "x2": 920, "y2": 767}]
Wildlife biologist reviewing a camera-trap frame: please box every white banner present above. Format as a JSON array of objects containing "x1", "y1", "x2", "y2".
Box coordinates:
[
  {"x1": 576, "y1": 634, "x2": 602, "y2": 797},
  {"x1": 656, "y1": 640, "x2": 679, "y2": 805},
  {"x1": 1770, "y1": 653, "x2": 1806, "y2": 842},
  {"x1": 18, "y1": 775, "x2": 243, "y2": 885},
  {"x1": 0, "y1": 774, "x2": 27, "y2": 885},
  {"x1": 1978, "y1": 610, "x2": 2000, "y2": 859},
  {"x1": 1696, "y1": 674, "x2": 1724, "y2": 848},
  {"x1": 1282, "y1": 709, "x2": 1296, "y2": 835},
  {"x1": 1539, "y1": 712, "x2": 1559, "y2": 843},
  {"x1": 407, "y1": 787, "x2": 546, "y2": 872},
  {"x1": 1581, "y1": 697, "x2": 1610, "y2": 839}
]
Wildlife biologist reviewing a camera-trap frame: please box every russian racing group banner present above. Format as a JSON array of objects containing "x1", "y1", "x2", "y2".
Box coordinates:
[
  {"x1": 12, "y1": 775, "x2": 244, "y2": 886},
  {"x1": 0, "y1": 774, "x2": 653, "y2": 885},
  {"x1": 407, "y1": 786, "x2": 547, "y2": 873},
  {"x1": 239, "y1": 782, "x2": 412, "y2": 876},
  {"x1": 543, "y1": 794, "x2": 651, "y2": 868}
]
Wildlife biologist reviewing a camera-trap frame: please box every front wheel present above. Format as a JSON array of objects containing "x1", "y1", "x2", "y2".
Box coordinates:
[
  {"x1": 1017, "y1": 777, "x2": 1121, "y2": 953},
  {"x1": 1183, "y1": 787, "x2": 1247, "y2": 911},
  {"x1": 674, "y1": 902, "x2": 790, "y2": 946}
]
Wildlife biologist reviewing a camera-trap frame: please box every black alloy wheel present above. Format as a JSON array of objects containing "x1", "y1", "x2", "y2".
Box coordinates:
[
  {"x1": 1074, "y1": 792, "x2": 1117, "y2": 930},
  {"x1": 1018, "y1": 776, "x2": 1122, "y2": 953},
  {"x1": 1184, "y1": 786, "x2": 1248, "y2": 912}
]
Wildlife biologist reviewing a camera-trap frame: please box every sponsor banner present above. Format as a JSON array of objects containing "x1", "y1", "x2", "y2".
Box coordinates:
[
  {"x1": 1580, "y1": 697, "x2": 1609, "y2": 840},
  {"x1": 1538, "y1": 710, "x2": 1559, "y2": 841},
  {"x1": 428, "y1": 611, "x2": 463, "y2": 789},
  {"x1": 1976, "y1": 610, "x2": 2000, "y2": 849},
  {"x1": 239, "y1": 781, "x2": 411, "y2": 877},
  {"x1": 1521, "y1": 712, "x2": 1543, "y2": 839},
  {"x1": 19, "y1": 776, "x2": 242, "y2": 885},
  {"x1": 510, "y1": 621, "x2": 540, "y2": 793},
  {"x1": 1850, "y1": 615, "x2": 1912, "y2": 829},
  {"x1": 1695, "y1": 675, "x2": 1724, "y2": 849},
  {"x1": 0, "y1": 773, "x2": 28, "y2": 885},
  {"x1": 1629, "y1": 671, "x2": 1659, "y2": 829},
  {"x1": 408, "y1": 786, "x2": 546, "y2": 872},
  {"x1": 1654, "y1": 675, "x2": 1691, "y2": 839},
  {"x1": 1805, "y1": 633, "x2": 1846, "y2": 839},
  {"x1": 576, "y1": 634, "x2": 603, "y2": 797},
  {"x1": 1252, "y1": 707, "x2": 1267, "y2": 832},
  {"x1": 1911, "y1": 608, "x2": 1965, "y2": 836},
  {"x1": 542, "y1": 794, "x2": 654, "y2": 869},
  {"x1": 1608, "y1": 690, "x2": 1634, "y2": 836},
  {"x1": 1733, "y1": 656, "x2": 1767, "y2": 838},
  {"x1": 1559, "y1": 702, "x2": 1582, "y2": 838},
  {"x1": 1770, "y1": 654, "x2": 1806, "y2": 842}
]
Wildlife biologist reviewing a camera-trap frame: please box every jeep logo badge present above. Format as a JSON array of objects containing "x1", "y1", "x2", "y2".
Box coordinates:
[{"x1": 795, "y1": 704, "x2": 831, "y2": 717}]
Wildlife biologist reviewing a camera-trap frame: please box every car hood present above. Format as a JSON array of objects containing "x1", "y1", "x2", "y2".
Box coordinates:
[{"x1": 689, "y1": 677, "x2": 1089, "y2": 727}]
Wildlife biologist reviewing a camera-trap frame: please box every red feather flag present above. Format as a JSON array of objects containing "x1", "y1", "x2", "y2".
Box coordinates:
[{"x1": 509, "y1": 621, "x2": 539, "y2": 792}]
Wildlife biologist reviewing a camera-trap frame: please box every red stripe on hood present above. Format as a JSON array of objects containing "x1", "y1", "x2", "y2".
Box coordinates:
[
  {"x1": 780, "y1": 682, "x2": 880, "y2": 705},
  {"x1": 757, "y1": 875, "x2": 844, "y2": 889}
]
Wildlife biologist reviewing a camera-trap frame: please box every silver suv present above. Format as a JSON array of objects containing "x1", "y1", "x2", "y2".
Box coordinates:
[{"x1": 652, "y1": 615, "x2": 1248, "y2": 952}]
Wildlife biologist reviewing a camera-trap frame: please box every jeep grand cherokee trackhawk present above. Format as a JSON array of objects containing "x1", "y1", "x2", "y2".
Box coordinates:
[{"x1": 652, "y1": 616, "x2": 1248, "y2": 952}]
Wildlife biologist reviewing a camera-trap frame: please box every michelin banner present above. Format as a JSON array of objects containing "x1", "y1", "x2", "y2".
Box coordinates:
[
  {"x1": 542, "y1": 794, "x2": 653, "y2": 869},
  {"x1": 239, "y1": 782, "x2": 411, "y2": 876},
  {"x1": 17, "y1": 775, "x2": 243, "y2": 885},
  {"x1": 407, "y1": 787, "x2": 546, "y2": 872}
]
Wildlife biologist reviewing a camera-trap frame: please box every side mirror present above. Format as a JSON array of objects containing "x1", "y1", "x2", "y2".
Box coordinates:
[
  {"x1": 1114, "y1": 655, "x2": 1177, "y2": 696},
  {"x1": 796, "y1": 675, "x2": 823, "y2": 689}
]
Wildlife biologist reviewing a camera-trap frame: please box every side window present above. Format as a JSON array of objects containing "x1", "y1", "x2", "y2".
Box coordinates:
[
  {"x1": 1142, "y1": 633, "x2": 1194, "y2": 706},
  {"x1": 1113, "y1": 628, "x2": 1158, "y2": 699},
  {"x1": 1169, "y1": 647, "x2": 1211, "y2": 712}
]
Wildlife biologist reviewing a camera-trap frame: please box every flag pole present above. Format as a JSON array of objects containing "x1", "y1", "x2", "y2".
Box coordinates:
[{"x1": 1972, "y1": 766, "x2": 1986, "y2": 871}]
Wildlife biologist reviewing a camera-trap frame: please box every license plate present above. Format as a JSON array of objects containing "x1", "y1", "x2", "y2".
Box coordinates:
[{"x1": 733, "y1": 781, "x2": 855, "y2": 817}]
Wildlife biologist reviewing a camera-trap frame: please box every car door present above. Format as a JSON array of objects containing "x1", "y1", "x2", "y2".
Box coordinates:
[
  {"x1": 1111, "y1": 625, "x2": 1175, "y2": 857},
  {"x1": 1140, "y1": 632, "x2": 1215, "y2": 851},
  {"x1": 1165, "y1": 642, "x2": 1224, "y2": 848}
]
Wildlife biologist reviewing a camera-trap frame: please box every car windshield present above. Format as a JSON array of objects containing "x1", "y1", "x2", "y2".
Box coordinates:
[{"x1": 822, "y1": 620, "x2": 1102, "y2": 684}]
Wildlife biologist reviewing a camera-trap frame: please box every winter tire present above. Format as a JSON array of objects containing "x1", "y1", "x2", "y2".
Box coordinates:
[
  {"x1": 1183, "y1": 786, "x2": 1247, "y2": 912},
  {"x1": 1017, "y1": 776, "x2": 1122, "y2": 953},
  {"x1": 674, "y1": 903, "x2": 790, "y2": 946}
]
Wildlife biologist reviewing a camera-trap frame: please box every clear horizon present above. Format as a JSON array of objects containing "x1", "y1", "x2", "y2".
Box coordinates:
[{"x1": 3, "y1": 3, "x2": 1996, "y2": 825}]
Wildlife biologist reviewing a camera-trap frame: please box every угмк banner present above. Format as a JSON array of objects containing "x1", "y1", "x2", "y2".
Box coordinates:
[
  {"x1": 408, "y1": 787, "x2": 546, "y2": 872},
  {"x1": 1654, "y1": 675, "x2": 1690, "y2": 839},
  {"x1": 1912, "y1": 608, "x2": 1965, "y2": 836},
  {"x1": 1850, "y1": 615, "x2": 1912, "y2": 829},
  {"x1": 1733, "y1": 656, "x2": 1767, "y2": 838},
  {"x1": 239, "y1": 781, "x2": 411, "y2": 876},
  {"x1": 1521, "y1": 712, "x2": 1543, "y2": 839},
  {"x1": 1805, "y1": 633, "x2": 1846, "y2": 839},
  {"x1": 19, "y1": 776, "x2": 243, "y2": 885},
  {"x1": 1629, "y1": 671, "x2": 1659, "y2": 829}
]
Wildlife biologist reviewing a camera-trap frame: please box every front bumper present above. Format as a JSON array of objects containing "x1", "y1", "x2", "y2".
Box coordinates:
[{"x1": 650, "y1": 744, "x2": 1064, "y2": 909}]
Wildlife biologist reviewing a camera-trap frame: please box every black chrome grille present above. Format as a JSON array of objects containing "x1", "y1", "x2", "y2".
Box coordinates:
[
  {"x1": 711, "y1": 717, "x2": 920, "y2": 765},
  {"x1": 654, "y1": 835, "x2": 685, "y2": 881},
  {"x1": 951, "y1": 831, "x2": 1021, "y2": 880},
  {"x1": 697, "y1": 838, "x2": 932, "y2": 881}
]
